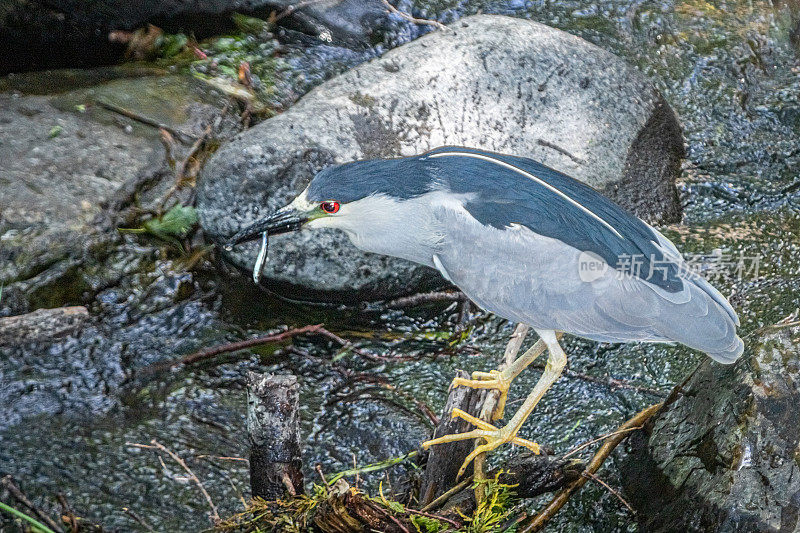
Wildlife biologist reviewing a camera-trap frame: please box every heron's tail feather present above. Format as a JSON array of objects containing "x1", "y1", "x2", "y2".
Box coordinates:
[
  {"x1": 689, "y1": 275, "x2": 743, "y2": 363},
  {"x1": 705, "y1": 334, "x2": 744, "y2": 364},
  {"x1": 691, "y1": 275, "x2": 740, "y2": 327},
  {"x1": 654, "y1": 280, "x2": 743, "y2": 364}
]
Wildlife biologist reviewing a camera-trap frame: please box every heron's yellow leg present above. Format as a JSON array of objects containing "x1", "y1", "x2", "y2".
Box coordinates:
[
  {"x1": 452, "y1": 334, "x2": 546, "y2": 420},
  {"x1": 423, "y1": 331, "x2": 567, "y2": 478}
]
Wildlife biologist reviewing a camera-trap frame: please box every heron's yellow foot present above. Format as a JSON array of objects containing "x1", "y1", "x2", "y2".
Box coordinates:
[
  {"x1": 421, "y1": 408, "x2": 540, "y2": 478},
  {"x1": 452, "y1": 370, "x2": 512, "y2": 420}
]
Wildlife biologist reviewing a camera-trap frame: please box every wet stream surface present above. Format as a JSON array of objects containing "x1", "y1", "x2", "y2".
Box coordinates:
[{"x1": 2, "y1": 1, "x2": 800, "y2": 531}]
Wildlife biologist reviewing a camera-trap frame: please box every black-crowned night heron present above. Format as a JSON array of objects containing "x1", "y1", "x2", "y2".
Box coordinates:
[{"x1": 227, "y1": 146, "x2": 743, "y2": 475}]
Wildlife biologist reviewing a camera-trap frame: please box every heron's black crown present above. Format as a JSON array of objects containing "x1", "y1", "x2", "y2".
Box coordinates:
[{"x1": 307, "y1": 157, "x2": 433, "y2": 203}]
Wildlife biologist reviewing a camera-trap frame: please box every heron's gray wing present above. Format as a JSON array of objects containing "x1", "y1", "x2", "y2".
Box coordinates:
[
  {"x1": 650, "y1": 226, "x2": 740, "y2": 326},
  {"x1": 431, "y1": 202, "x2": 742, "y2": 361},
  {"x1": 590, "y1": 269, "x2": 742, "y2": 361},
  {"x1": 423, "y1": 147, "x2": 684, "y2": 293}
]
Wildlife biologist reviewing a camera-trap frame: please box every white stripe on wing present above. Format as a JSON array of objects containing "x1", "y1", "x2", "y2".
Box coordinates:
[{"x1": 429, "y1": 151, "x2": 625, "y2": 240}]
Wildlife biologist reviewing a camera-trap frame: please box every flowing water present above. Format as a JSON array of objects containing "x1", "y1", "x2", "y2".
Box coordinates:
[{"x1": 2, "y1": 1, "x2": 800, "y2": 531}]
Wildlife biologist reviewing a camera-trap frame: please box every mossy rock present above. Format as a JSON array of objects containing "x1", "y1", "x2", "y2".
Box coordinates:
[{"x1": 622, "y1": 324, "x2": 800, "y2": 532}]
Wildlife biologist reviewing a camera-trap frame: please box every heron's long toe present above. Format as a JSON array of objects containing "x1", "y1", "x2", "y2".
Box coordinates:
[
  {"x1": 421, "y1": 408, "x2": 540, "y2": 478},
  {"x1": 452, "y1": 369, "x2": 512, "y2": 420}
]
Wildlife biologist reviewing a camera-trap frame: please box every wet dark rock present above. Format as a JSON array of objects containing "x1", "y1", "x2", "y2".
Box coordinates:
[
  {"x1": 621, "y1": 324, "x2": 800, "y2": 532},
  {"x1": 0, "y1": 0, "x2": 389, "y2": 74},
  {"x1": 0, "y1": 92, "x2": 157, "y2": 313},
  {"x1": 0, "y1": 74, "x2": 233, "y2": 315},
  {"x1": 264, "y1": 0, "x2": 389, "y2": 47},
  {"x1": 198, "y1": 14, "x2": 684, "y2": 302}
]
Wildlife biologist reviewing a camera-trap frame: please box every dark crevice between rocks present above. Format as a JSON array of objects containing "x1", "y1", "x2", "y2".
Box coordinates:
[
  {"x1": 1, "y1": 0, "x2": 389, "y2": 75},
  {"x1": 607, "y1": 92, "x2": 685, "y2": 225}
]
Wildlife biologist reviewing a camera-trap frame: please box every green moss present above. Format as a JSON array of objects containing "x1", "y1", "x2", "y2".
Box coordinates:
[
  {"x1": 215, "y1": 467, "x2": 522, "y2": 532},
  {"x1": 349, "y1": 92, "x2": 377, "y2": 108},
  {"x1": 460, "y1": 473, "x2": 517, "y2": 533},
  {"x1": 140, "y1": 20, "x2": 285, "y2": 115}
]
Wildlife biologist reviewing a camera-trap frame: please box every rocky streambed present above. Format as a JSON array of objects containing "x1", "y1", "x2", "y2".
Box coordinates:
[{"x1": 1, "y1": 1, "x2": 800, "y2": 531}]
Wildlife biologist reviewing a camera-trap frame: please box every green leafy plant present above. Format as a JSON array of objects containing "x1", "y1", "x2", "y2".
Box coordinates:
[
  {"x1": 119, "y1": 205, "x2": 198, "y2": 250},
  {"x1": 144, "y1": 205, "x2": 198, "y2": 239},
  {"x1": 411, "y1": 514, "x2": 445, "y2": 532}
]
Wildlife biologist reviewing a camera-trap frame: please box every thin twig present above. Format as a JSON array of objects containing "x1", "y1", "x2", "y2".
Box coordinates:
[
  {"x1": 755, "y1": 309, "x2": 800, "y2": 334},
  {"x1": 159, "y1": 128, "x2": 177, "y2": 168},
  {"x1": 316, "y1": 464, "x2": 330, "y2": 487},
  {"x1": 373, "y1": 504, "x2": 411, "y2": 533},
  {"x1": 196, "y1": 455, "x2": 249, "y2": 463},
  {"x1": 340, "y1": 373, "x2": 439, "y2": 426},
  {"x1": 0, "y1": 502, "x2": 57, "y2": 533},
  {"x1": 143, "y1": 324, "x2": 324, "y2": 372},
  {"x1": 326, "y1": 451, "x2": 419, "y2": 486},
  {"x1": 382, "y1": 291, "x2": 466, "y2": 309},
  {"x1": 537, "y1": 138, "x2": 586, "y2": 165},
  {"x1": 562, "y1": 426, "x2": 643, "y2": 459},
  {"x1": 527, "y1": 362, "x2": 667, "y2": 397},
  {"x1": 272, "y1": 0, "x2": 327, "y2": 22},
  {"x1": 582, "y1": 472, "x2": 634, "y2": 513},
  {"x1": 313, "y1": 327, "x2": 391, "y2": 362},
  {"x1": 122, "y1": 507, "x2": 156, "y2": 532},
  {"x1": 159, "y1": 121, "x2": 215, "y2": 213},
  {"x1": 380, "y1": 0, "x2": 447, "y2": 30},
  {"x1": 0, "y1": 476, "x2": 63, "y2": 533},
  {"x1": 331, "y1": 386, "x2": 430, "y2": 427},
  {"x1": 563, "y1": 368, "x2": 668, "y2": 397},
  {"x1": 129, "y1": 440, "x2": 220, "y2": 523},
  {"x1": 404, "y1": 507, "x2": 462, "y2": 528},
  {"x1": 519, "y1": 402, "x2": 663, "y2": 533},
  {"x1": 420, "y1": 475, "x2": 474, "y2": 512},
  {"x1": 56, "y1": 493, "x2": 78, "y2": 533},
  {"x1": 96, "y1": 99, "x2": 196, "y2": 143}
]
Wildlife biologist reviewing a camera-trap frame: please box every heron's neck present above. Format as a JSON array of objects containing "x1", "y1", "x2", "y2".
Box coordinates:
[{"x1": 337, "y1": 194, "x2": 451, "y2": 268}]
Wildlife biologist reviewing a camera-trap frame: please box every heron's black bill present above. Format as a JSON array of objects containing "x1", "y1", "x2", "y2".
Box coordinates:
[{"x1": 225, "y1": 209, "x2": 307, "y2": 250}]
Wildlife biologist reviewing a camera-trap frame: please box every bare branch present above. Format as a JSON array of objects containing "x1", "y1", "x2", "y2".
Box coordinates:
[
  {"x1": 382, "y1": 291, "x2": 465, "y2": 308},
  {"x1": 562, "y1": 426, "x2": 643, "y2": 459},
  {"x1": 141, "y1": 324, "x2": 324, "y2": 372},
  {"x1": 0, "y1": 476, "x2": 64, "y2": 533},
  {"x1": 519, "y1": 402, "x2": 663, "y2": 532},
  {"x1": 380, "y1": 0, "x2": 447, "y2": 31},
  {"x1": 583, "y1": 472, "x2": 634, "y2": 513},
  {"x1": 128, "y1": 440, "x2": 220, "y2": 523}
]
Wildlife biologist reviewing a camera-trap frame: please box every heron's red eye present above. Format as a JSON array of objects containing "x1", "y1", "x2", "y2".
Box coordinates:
[{"x1": 320, "y1": 201, "x2": 340, "y2": 214}]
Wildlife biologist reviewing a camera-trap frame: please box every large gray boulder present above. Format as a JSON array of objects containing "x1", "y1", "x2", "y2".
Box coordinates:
[
  {"x1": 621, "y1": 324, "x2": 800, "y2": 532},
  {"x1": 198, "y1": 14, "x2": 684, "y2": 302}
]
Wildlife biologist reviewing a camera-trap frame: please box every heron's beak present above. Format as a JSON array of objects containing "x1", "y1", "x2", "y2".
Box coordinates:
[{"x1": 224, "y1": 207, "x2": 307, "y2": 250}]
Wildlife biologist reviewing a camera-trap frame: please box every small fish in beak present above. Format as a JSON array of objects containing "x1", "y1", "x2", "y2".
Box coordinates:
[
  {"x1": 223, "y1": 207, "x2": 308, "y2": 283},
  {"x1": 252, "y1": 232, "x2": 269, "y2": 283}
]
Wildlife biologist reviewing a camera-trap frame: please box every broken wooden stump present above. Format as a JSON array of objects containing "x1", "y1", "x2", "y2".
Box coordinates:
[
  {"x1": 427, "y1": 453, "x2": 585, "y2": 515},
  {"x1": 418, "y1": 370, "x2": 488, "y2": 506},
  {"x1": 247, "y1": 372, "x2": 304, "y2": 499},
  {"x1": 417, "y1": 371, "x2": 583, "y2": 513}
]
